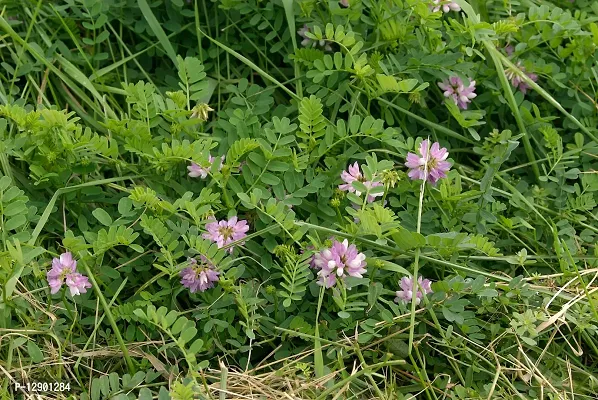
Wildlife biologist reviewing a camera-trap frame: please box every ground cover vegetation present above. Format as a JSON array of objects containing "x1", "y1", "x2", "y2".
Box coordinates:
[{"x1": 0, "y1": 0, "x2": 598, "y2": 398}]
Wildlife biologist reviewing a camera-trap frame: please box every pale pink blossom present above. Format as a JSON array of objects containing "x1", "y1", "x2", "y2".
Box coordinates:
[
  {"x1": 405, "y1": 139, "x2": 451, "y2": 184},
  {"x1": 505, "y1": 61, "x2": 538, "y2": 95},
  {"x1": 47, "y1": 252, "x2": 91, "y2": 296},
  {"x1": 339, "y1": 162, "x2": 383, "y2": 202},
  {"x1": 203, "y1": 216, "x2": 249, "y2": 252},
  {"x1": 188, "y1": 154, "x2": 224, "y2": 178},
  {"x1": 180, "y1": 256, "x2": 220, "y2": 293},
  {"x1": 438, "y1": 76, "x2": 477, "y2": 110},
  {"x1": 65, "y1": 272, "x2": 92, "y2": 296},
  {"x1": 431, "y1": 0, "x2": 461, "y2": 13},
  {"x1": 395, "y1": 276, "x2": 433, "y2": 305},
  {"x1": 313, "y1": 239, "x2": 367, "y2": 288},
  {"x1": 302, "y1": 237, "x2": 336, "y2": 269}
]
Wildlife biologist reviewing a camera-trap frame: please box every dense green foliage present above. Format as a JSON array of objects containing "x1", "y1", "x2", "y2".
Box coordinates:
[{"x1": 1, "y1": 0, "x2": 598, "y2": 398}]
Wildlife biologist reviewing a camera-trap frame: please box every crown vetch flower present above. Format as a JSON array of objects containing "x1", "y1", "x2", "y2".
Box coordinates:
[
  {"x1": 188, "y1": 154, "x2": 225, "y2": 178},
  {"x1": 302, "y1": 236, "x2": 337, "y2": 269},
  {"x1": 405, "y1": 139, "x2": 451, "y2": 184},
  {"x1": 339, "y1": 0, "x2": 349, "y2": 7},
  {"x1": 297, "y1": 24, "x2": 312, "y2": 47},
  {"x1": 505, "y1": 61, "x2": 538, "y2": 95},
  {"x1": 180, "y1": 256, "x2": 220, "y2": 293},
  {"x1": 339, "y1": 162, "x2": 383, "y2": 203},
  {"x1": 47, "y1": 252, "x2": 91, "y2": 296},
  {"x1": 438, "y1": 76, "x2": 477, "y2": 110},
  {"x1": 395, "y1": 276, "x2": 433, "y2": 305},
  {"x1": 313, "y1": 239, "x2": 367, "y2": 288},
  {"x1": 65, "y1": 272, "x2": 92, "y2": 296},
  {"x1": 203, "y1": 216, "x2": 249, "y2": 252},
  {"x1": 431, "y1": 0, "x2": 461, "y2": 13}
]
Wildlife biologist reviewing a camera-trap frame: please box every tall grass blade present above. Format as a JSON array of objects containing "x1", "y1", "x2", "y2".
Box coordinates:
[{"x1": 137, "y1": 0, "x2": 178, "y2": 64}]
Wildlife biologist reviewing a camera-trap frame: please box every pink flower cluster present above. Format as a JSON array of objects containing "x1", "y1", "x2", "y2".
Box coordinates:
[
  {"x1": 405, "y1": 139, "x2": 451, "y2": 185},
  {"x1": 438, "y1": 76, "x2": 477, "y2": 110},
  {"x1": 47, "y1": 252, "x2": 91, "y2": 296},
  {"x1": 302, "y1": 237, "x2": 337, "y2": 269},
  {"x1": 203, "y1": 216, "x2": 249, "y2": 253},
  {"x1": 313, "y1": 239, "x2": 367, "y2": 288},
  {"x1": 505, "y1": 61, "x2": 538, "y2": 95},
  {"x1": 430, "y1": 0, "x2": 460, "y2": 13},
  {"x1": 180, "y1": 256, "x2": 220, "y2": 293},
  {"x1": 188, "y1": 154, "x2": 224, "y2": 178},
  {"x1": 339, "y1": 162, "x2": 383, "y2": 203},
  {"x1": 395, "y1": 276, "x2": 433, "y2": 305}
]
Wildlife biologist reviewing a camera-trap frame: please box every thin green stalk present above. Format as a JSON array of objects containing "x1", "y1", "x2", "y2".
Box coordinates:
[
  {"x1": 561, "y1": 239, "x2": 598, "y2": 321},
  {"x1": 0, "y1": 15, "x2": 116, "y2": 118},
  {"x1": 49, "y1": 4, "x2": 94, "y2": 72},
  {"x1": 409, "y1": 350, "x2": 436, "y2": 400},
  {"x1": 60, "y1": 290, "x2": 75, "y2": 322},
  {"x1": 81, "y1": 262, "x2": 136, "y2": 374},
  {"x1": 314, "y1": 286, "x2": 325, "y2": 378},
  {"x1": 28, "y1": 176, "x2": 140, "y2": 246},
  {"x1": 194, "y1": 0, "x2": 204, "y2": 62},
  {"x1": 484, "y1": 41, "x2": 540, "y2": 181},
  {"x1": 73, "y1": 278, "x2": 128, "y2": 380},
  {"x1": 497, "y1": 51, "x2": 598, "y2": 144},
  {"x1": 137, "y1": 0, "x2": 177, "y2": 64},
  {"x1": 198, "y1": 28, "x2": 299, "y2": 101},
  {"x1": 377, "y1": 98, "x2": 475, "y2": 144},
  {"x1": 8, "y1": 0, "x2": 43, "y2": 97},
  {"x1": 354, "y1": 344, "x2": 387, "y2": 399},
  {"x1": 409, "y1": 146, "x2": 427, "y2": 354},
  {"x1": 281, "y1": 0, "x2": 302, "y2": 97},
  {"x1": 0, "y1": 153, "x2": 12, "y2": 181}
]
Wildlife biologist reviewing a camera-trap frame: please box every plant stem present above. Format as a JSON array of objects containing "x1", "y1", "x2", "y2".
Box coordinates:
[
  {"x1": 81, "y1": 262, "x2": 136, "y2": 374},
  {"x1": 408, "y1": 155, "x2": 427, "y2": 354}
]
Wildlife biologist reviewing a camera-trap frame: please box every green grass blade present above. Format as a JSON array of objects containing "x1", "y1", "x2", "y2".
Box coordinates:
[
  {"x1": 137, "y1": 0, "x2": 178, "y2": 64},
  {"x1": 73, "y1": 277, "x2": 128, "y2": 377},
  {"x1": 282, "y1": 0, "x2": 302, "y2": 98},
  {"x1": 90, "y1": 48, "x2": 154, "y2": 82},
  {"x1": 498, "y1": 53, "x2": 598, "y2": 144},
  {"x1": 198, "y1": 28, "x2": 299, "y2": 101},
  {"x1": 28, "y1": 176, "x2": 140, "y2": 246},
  {"x1": 0, "y1": 15, "x2": 115, "y2": 118},
  {"x1": 314, "y1": 287, "x2": 325, "y2": 378},
  {"x1": 484, "y1": 42, "x2": 540, "y2": 181},
  {"x1": 377, "y1": 98, "x2": 475, "y2": 144},
  {"x1": 81, "y1": 262, "x2": 136, "y2": 375},
  {"x1": 49, "y1": 4, "x2": 94, "y2": 72}
]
